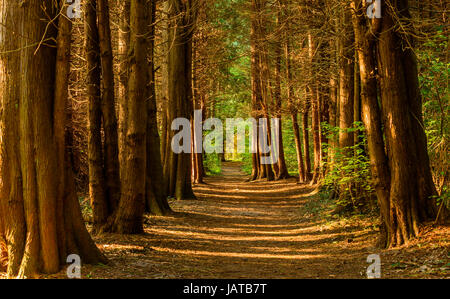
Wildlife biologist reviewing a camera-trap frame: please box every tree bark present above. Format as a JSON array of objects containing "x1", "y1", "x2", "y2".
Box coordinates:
[
  {"x1": 350, "y1": 0, "x2": 391, "y2": 245},
  {"x1": 308, "y1": 33, "x2": 321, "y2": 184},
  {"x1": 0, "y1": 0, "x2": 106, "y2": 277},
  {"x1": 97, "y1": 0, "x2": 120, "y2": 212},
  {"x1": 85, "y1": 0, "x2": 109, "y2": 231},
  {"x1": 106, "y1": 0, "x2": 149, "y2": 233},
  {"x1": 249, "y1": 0, "x2": 262, "y2": 181},
  {"x1": 376, "y1": 0, "x2": 437, "y2": 246},
  {"x1": 165, "y1": 0, "x2": 197, "y2": 200},
  {"x1": 273, "y1": 2, "x2": 289, "y2": 180},
  {"x1": 146, "y1": 0, "x2": 172, "y2": 215},
  {"x1": 302, "y1": 98, "x2": 312, "y2": 182},
  {"x1": 284, "y1": 26, "x2": 305, "y2": 182},
  {"x1": 118, "y1": 0, "x2": 130, "y2": 180}
]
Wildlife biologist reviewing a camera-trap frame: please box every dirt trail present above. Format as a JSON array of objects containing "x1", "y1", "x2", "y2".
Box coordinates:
[
  {"x1": 41, "y1": 161, "x2": 448, "y2": 279},
  {"x1": 82, "y1": 162, "x2": 379, "y2": 279}
]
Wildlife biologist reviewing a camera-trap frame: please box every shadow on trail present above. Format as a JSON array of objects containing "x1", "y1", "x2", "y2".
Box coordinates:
[{"x1": 93, "y1": 161, "x2": 376, "y2": 279}]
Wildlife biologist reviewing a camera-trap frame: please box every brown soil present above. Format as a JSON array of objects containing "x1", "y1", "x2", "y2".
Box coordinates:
[{"x1": 3, "y1": 162, "x2": 448, "y2": 279}]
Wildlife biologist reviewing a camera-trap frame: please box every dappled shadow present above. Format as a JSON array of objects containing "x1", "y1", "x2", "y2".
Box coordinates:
[{"x1": 88, "y1": 162, "x2": 377, "y2": 279}]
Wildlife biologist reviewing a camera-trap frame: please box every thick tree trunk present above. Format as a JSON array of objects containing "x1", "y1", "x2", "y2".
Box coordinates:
[
  {"x1": 376, "y1": 0, "x2": 437, "y2": 246},
  {"x1": 106, "y1": 0, "x2": 149, "y2": 233},
  {"x1": 165, "y1": 0, "x2": 197, "y2": 200},
  {"x1": 350, "y1": 0, "x2": 391, "y2": 245},
  {"x1": 0, "y1": 0, "x2": 106, "y2": 277}
]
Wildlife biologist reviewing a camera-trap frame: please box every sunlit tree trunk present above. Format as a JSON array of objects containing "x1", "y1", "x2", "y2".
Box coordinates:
[
  {"x1": 273, "y1": 1, "x2": 289, "y2": 180},
  {"x1": 350, "y1": 0, "x2": 390, "y2": 245},
  {"x1": 334, "y1": 6, "x2": 356, "y2": 208},
  {"x1": 308, "y1": 33, "x2": 321, "y2": 184},
  {"x1": 0, "y1": 0, "x2": 106, "y2": 277},
  {"x1": 376, "y1": 0, "x2": 437, "y2": 246},
  {"x1": 118, "y1": 0, "x2": 130, "y2": 179},
  {"x1": 191, "y1": 33, "x2": 205, "y2": 184},
  {"x1": 249, "y1": 0, "x2": 263, "y2": 181}
]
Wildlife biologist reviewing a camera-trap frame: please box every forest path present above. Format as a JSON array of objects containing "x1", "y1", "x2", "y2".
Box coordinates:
[{"x1": 82, "y1": 161, "x2": 380, "y2": 279}]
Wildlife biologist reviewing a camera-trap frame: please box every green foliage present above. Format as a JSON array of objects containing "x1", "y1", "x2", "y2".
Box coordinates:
[
  {"x1": 240, "y1": 151, "x2": 253, "y2": 175},
  {"x1": 281, "y1": 118, "x2": 301, "y2": 175},
  {"x1": 322, "y1": 122, "x2": 375, "y2": 212},
  {"x1": 79, "y1": 197, "x2": 92, "y2": 223},
  {"x1": 417, "y1": 25, "x2": 449, "y2": 210},
  {"x1": 204, "y1": 153, "x2": 222, "y2": 176},
  {"x1": 300, "y1": 190, "x2": 336, "y2": 218}
]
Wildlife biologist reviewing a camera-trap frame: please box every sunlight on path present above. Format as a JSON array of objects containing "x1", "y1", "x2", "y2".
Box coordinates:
[{"x1": 90, "y1": 162, "x2": 376, "y2": 279}]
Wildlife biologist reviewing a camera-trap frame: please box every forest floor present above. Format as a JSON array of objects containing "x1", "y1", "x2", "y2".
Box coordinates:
[{"x1": 33, "y1": 162, "x2": 450, "y2": 279}]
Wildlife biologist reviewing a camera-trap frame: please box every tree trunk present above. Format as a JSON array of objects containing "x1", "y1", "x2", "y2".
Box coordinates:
[
  {"x1": 249, "y1": 0, "x2": 262, "y2": 181},
  {"x1": 146, "y1": 0, "x2": 172, "y2": 215},
  {"x1": 284, "y1": 27, "x2": 305, "y2": 182},
  {"x1": 338, "y1": 8, "x2": 355, "y2": 152},
  {"x1": 85, "y1": 0, "x2": 109, "y2": 231},
  {"x1": 336, "y1": 6, "x2": 355, "y2": 209},
  {"x1": 106, "y1": 0, "x2": 149, "y2": 233},
  {"x1": 160, "y1": 0, "x2": 170, "y2": 167},
  {"x1": 118, "y1": 0, "x2": 130, "y2": 179},
  {"x1": 0, "y1": 0, "x2": 106, "y2": 277},
  {"x1": 376, "y1": 0, "x2": 437, "y2": 246},
  {"x1": 273, "y1": 2, "x2": 289, "y2": 180},
  {"x1": 308, "y1": 33, "x2": 321, "y2": 184},
  {"x1": 97, "y1": 0, "x2": 120, "y2": 212},
  {"x1": 253, "y1": 0, "x2": 275, "y2": 181},
  {"x1": 350, "y1": 0, "x2": 390, "y2": 246},
  {"x1": 302, "y1": 99, "x2": 312, "y2": 181},
  {"x1": 165, "y1": 0, "x2": 197, "y2": 200}
]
